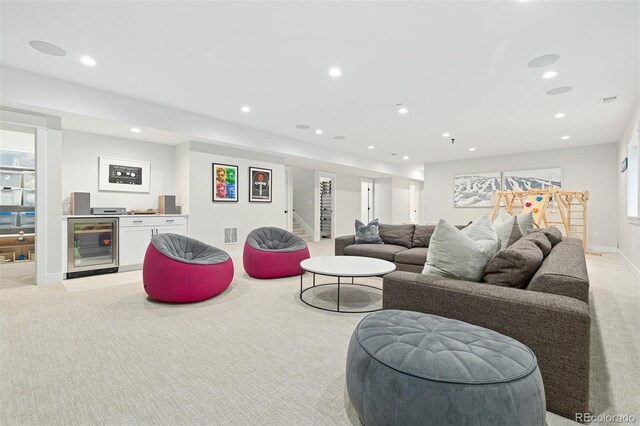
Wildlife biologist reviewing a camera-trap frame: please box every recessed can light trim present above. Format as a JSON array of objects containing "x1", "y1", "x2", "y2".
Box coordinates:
[
  {"x1": 442, "y1": 132, "x2": 450, "y2": 137},
  {"x1": 329, "y1": 67, "x2": 342, "y2": 78},
  {"x1": 561, "y1": 135, "x2": 570, "y2": 140},
  {"x1": 367, "y1": 145, "x2": 374, "y2": 150},
  {"x1": 398, "y1": 107, "x2": 409, "y2": 115},
  {"x1": 130, "y1": 128, "x2": 141, "y2": 133},
  {"x1": 80, "y1": 56, "x2": 97, "y2": 67},
  {"x1": 241, "y1": 106, "x2": 251, "y2": 113},
  {"x1": 554, "y1": 113, "x2": 565, "y2": 118},
  {"x1": 402, "y1": 155, "x2": 410, "y2": 160},
  {"x1": 469, "y1": 147, "x2": 476, "y2": 152},
  {"x1": 542, "y1": 70, "x2": 558, "y2": 79},
  {"x1": 315, "y1": 129, "x2": 323, "y2": 135}
]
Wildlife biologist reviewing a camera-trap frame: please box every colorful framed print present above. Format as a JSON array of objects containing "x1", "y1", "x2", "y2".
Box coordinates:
[
  {"x1": 249, "y1": 167, "x2": 272, "y2": 203},
  {"x1": 212, "y1": 163, "x2": 238, "y2": 202}
]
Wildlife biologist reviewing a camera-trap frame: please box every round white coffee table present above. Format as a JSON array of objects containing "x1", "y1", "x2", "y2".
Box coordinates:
[{"x1": 299, "y1": 256, "x2": 396, "y2": 313}]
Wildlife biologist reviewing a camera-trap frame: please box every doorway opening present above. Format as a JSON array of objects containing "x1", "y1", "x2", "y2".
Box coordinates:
[
  {"x1": 0, "y1": 127, "x2": 36, "y2": 288},
  {"x1": 360, "y1": 178, "x2": 374, "y2": 223},
  {"x1": 318, "y1": 172, "x2": 335, "y2": 239}
]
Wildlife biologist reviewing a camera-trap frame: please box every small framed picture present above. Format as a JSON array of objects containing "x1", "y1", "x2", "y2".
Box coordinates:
[
  {"x1": 212, "y1": 163, "x2": 238, "y2": 202},
  {"x1": 249, "y1": 167, "x2": 272, "y2": 203}
]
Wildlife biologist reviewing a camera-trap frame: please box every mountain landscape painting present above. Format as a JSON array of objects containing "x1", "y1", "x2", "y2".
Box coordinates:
[
  {"x1": 503, "y1": 168, "x2": 562, "y2": 191},
  {"x1": 454, "y1": 172, "x2": 501, "y2": 207}
]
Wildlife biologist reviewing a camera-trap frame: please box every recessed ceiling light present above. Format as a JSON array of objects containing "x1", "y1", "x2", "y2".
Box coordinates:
[
  {"x1": 368, "y1": 145, "x2": 374, "y2": 150},
  {"x1": 329, "y1": 67, "x2": 342, "y2": 78},
  {"x1": 295, "y1": 124, "x2": 310, "y2": 129},
  {"x1": 442, "y1": 132, "x2": 450, "y2": 137},
  {"x1": 29, "y1": 40, "x2": 66, "y2": 56},
  {"x1": 241, "y1": 105, "x2": 251, "y2": 113},
  {"x1": 315, "y1": 129, "x2": 323, "y2": 135},
  {"x1": 398, "y1": 107, "x2": 409, "y2": 115},
  {"x1": 469, "y1": 147, "x2": 476, "y2": 152},
  {"x1": 561, "y1": 135, "x2": 570, "y2": 140},
  {"x1": 546, "y1": 86, "x2": 573, "y2": 96},
  {"x1": 333, "y1": 136, "x2": 346, "y2": 140},
  {"x1": 542, "y1": 70, "x2": 558, "y2": 79},
  {"x1": 402, "y1": 155, "x2": 410, "y2": 160},
  {"x1": 528, "y1": 54, "x2": 560, "y2": 68},
  {"x1": 80, "y1": 56, "x2": 97, "y2": 67},
  {"x1": 554, "y1": 113, "x2": 565, "y2": 118},
  {"x1": 130, "y1": 128, "x2": 141, "y2": 133}
]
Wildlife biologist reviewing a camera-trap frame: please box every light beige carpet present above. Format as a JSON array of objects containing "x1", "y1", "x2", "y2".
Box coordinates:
[{"x1": 0, "y1": 239, "x2": 638, "y2": 425}]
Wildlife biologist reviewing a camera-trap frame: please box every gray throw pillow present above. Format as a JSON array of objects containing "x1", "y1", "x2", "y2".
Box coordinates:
[
  {"x1": 422, "y1": 213, "x2": 498, "y2": 282},
  {"x1": 522, "y1": 232, "x2": 552, "y2": 257},
  {"x1": 494, "y1": 215, "x2": 524, "y2": 250},
  {"x1": 483, "y1": 238, "x2": 544, "y2": 288},
  {"x1": 538, "y1": 226, "x2": 563, "y2": 246},
  {"x1": 355, "y1": 219, "x2": 384, "y2": 244},
  {"x1": 411, "y1": 225, "x2": 436, "y2": 248}
]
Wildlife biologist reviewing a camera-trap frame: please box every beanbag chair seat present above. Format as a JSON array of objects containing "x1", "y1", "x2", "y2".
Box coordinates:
[
  {"x1": 143, "y1": 233, "x2": 233, "y2": 303},
  {"x1": 243, "y1": 227, "x2": 310, "y2": 278}
]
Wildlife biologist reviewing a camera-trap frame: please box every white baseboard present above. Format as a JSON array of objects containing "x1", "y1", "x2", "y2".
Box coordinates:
[
  {"x1": 588, "y1": 245, "x2": 617, "y2": 253},
  {"x1": 44, "y1": 273, "x2": 63, "y2": 285},
  {"x1": 617, "y1": 249, "x2": 640, "y2": 280},
  {"x1": 292, "y1": 212, "x2": 315, "y2": 241}
]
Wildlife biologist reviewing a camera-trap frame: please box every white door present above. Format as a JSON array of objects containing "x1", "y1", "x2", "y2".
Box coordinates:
[
  {"x1": 119, "y1": 226, "x2": 154, "y2": 266},
  {"x1": 409, "y1": 181, "x2": 420, "y2": 224},
  {"x1": 361, "y1": 179, "x2": 373, "y2": 222}
]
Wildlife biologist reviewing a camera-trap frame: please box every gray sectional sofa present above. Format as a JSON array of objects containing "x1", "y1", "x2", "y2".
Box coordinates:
[{"x1": 335, "y1": 223, "x2": 591, "y2": 421}]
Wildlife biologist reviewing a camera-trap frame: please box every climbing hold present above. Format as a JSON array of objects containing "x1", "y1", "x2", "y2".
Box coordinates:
[
  {"x1": 536, "y1": 196, "x2": 543, "y2": 202},
  {"x1": 533, "y1": 208, "x2": 539, "y2": 213},
  {"x1": 525, "y1": 202, "x2": 532, "y2": 207}
]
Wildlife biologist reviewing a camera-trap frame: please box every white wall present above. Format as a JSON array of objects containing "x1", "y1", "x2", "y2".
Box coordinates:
[
  {"x1": 334, "y1": 173, "x2": 361, "y2": 237},
  {"x1": 188, "y1": 145, "x2": 286, "y2": 256},
  {"x1": 423, "y1": 143, "x2": 619, "y2": 251},
  {"x1": 373, "y1": 177, "x2": 411, "y2": 224},
  {"x1": 617, "y1": 103, "x2": 640, "y2": 277},
  {"x1": 291, "y1": 166, "x2": 316, "y2": 233},
  {"x1": 61, "y1": 130, "x2": 176, "y2": 210}
]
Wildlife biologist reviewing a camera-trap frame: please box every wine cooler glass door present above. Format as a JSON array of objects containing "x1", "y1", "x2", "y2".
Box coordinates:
[{"x1": 68, "y1": 218, "x2": 118, "y2": 272}]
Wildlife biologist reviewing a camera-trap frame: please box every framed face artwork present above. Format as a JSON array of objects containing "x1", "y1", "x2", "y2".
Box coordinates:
[
  {"x1": 249, "y1": 167, "x2": 272, "y2": 203},
  {"x1": 212, "y1": 163, "x2": 238, "y2": 202}
]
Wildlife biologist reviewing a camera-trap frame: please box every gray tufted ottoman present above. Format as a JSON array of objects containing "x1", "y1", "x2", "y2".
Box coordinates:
[{"x1": 346, "y1": 310, "x2": 546, "y2": 426}]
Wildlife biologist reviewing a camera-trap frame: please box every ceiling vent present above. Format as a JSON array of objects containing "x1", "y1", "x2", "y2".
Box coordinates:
[
  {"x1": 600, "y1": 96, "x2": 618, "y2": 104},
  {"x1": 223, "y1": 227, "x2": 238, "y2": 244}
]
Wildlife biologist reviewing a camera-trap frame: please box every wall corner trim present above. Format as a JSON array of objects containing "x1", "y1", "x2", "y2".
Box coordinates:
[{"x1": 617, "y1": 249, "x2": 640, "y2": 281}]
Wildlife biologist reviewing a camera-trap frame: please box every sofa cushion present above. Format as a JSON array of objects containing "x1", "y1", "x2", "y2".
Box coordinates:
[
  {"x1": 521, "y1": 232, "x2": 552, "y2": 257},
  {"x1": 422, "y1": 213, "x2": 498, "y2": 282},
  {"x1": 394, "y1": 247, "x2": 428, "y2": 265},
  {"x1": 527, "y1": 238, "x2": 589, "y2": 303},
  {"x1": 344, "y1": 244, "x2": 407, "y2": 262},
  {"x1": 355, "y1": 219, "x2": 384, "y2": 244},
  {"x1": 379, "y1": 224, "x2": 415, "y2": 248},
  {"x1": 483, "y1": 238, "x2": 544, "y2": 288},
  {"x1": 537, "y1": 226, "x2": 563, "y2": 246}
]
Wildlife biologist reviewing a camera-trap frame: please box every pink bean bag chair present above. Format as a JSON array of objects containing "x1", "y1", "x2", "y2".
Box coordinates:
[
  {"x1": 143, "y1": 233, "x2": 233, "y2": 303},
  {"x1": 243, "y1": 227, "x2": 310, "y2": 279}
]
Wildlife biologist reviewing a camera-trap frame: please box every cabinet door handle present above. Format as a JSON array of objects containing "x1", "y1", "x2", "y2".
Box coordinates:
[
  {"x1": 165, "y1": 219, "x2": 174, "y2": 223},
  {"x1": 133, "y1": 220, "x2": 142, "y2": 224},
  {"x1": 151, "y1": 229, "x2": 154, "y2": 237}
]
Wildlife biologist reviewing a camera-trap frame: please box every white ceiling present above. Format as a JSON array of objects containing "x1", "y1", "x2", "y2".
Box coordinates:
[{"x1": 1, "y1": 1, "x2": 638, "y2": 168}]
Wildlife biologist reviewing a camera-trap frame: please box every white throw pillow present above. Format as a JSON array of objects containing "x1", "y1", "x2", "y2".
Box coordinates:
[
  {"x1": 422, "y1": 213, "x2": 498, "y2": 282},
  {"x1": 494, "y1": 215, "x2": 523, "y2": 250},
  {"x1": 496, "y1": 210, "x2": 535, "y2": 235}
]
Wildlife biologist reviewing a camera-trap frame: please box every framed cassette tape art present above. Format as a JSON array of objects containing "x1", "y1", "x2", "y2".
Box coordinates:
[{"x1": 99, "y1": 156, "x2": 151, "y2": 193}]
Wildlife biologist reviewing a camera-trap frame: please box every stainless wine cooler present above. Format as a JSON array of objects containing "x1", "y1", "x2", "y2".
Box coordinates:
[{"x1": 67, "y1": 218, "x2": 119, "y2": 278}]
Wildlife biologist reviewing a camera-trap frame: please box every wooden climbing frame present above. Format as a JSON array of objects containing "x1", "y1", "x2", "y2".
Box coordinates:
[{"x1": 491, "y1": 187, "x2": 591, "y2": 251}]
